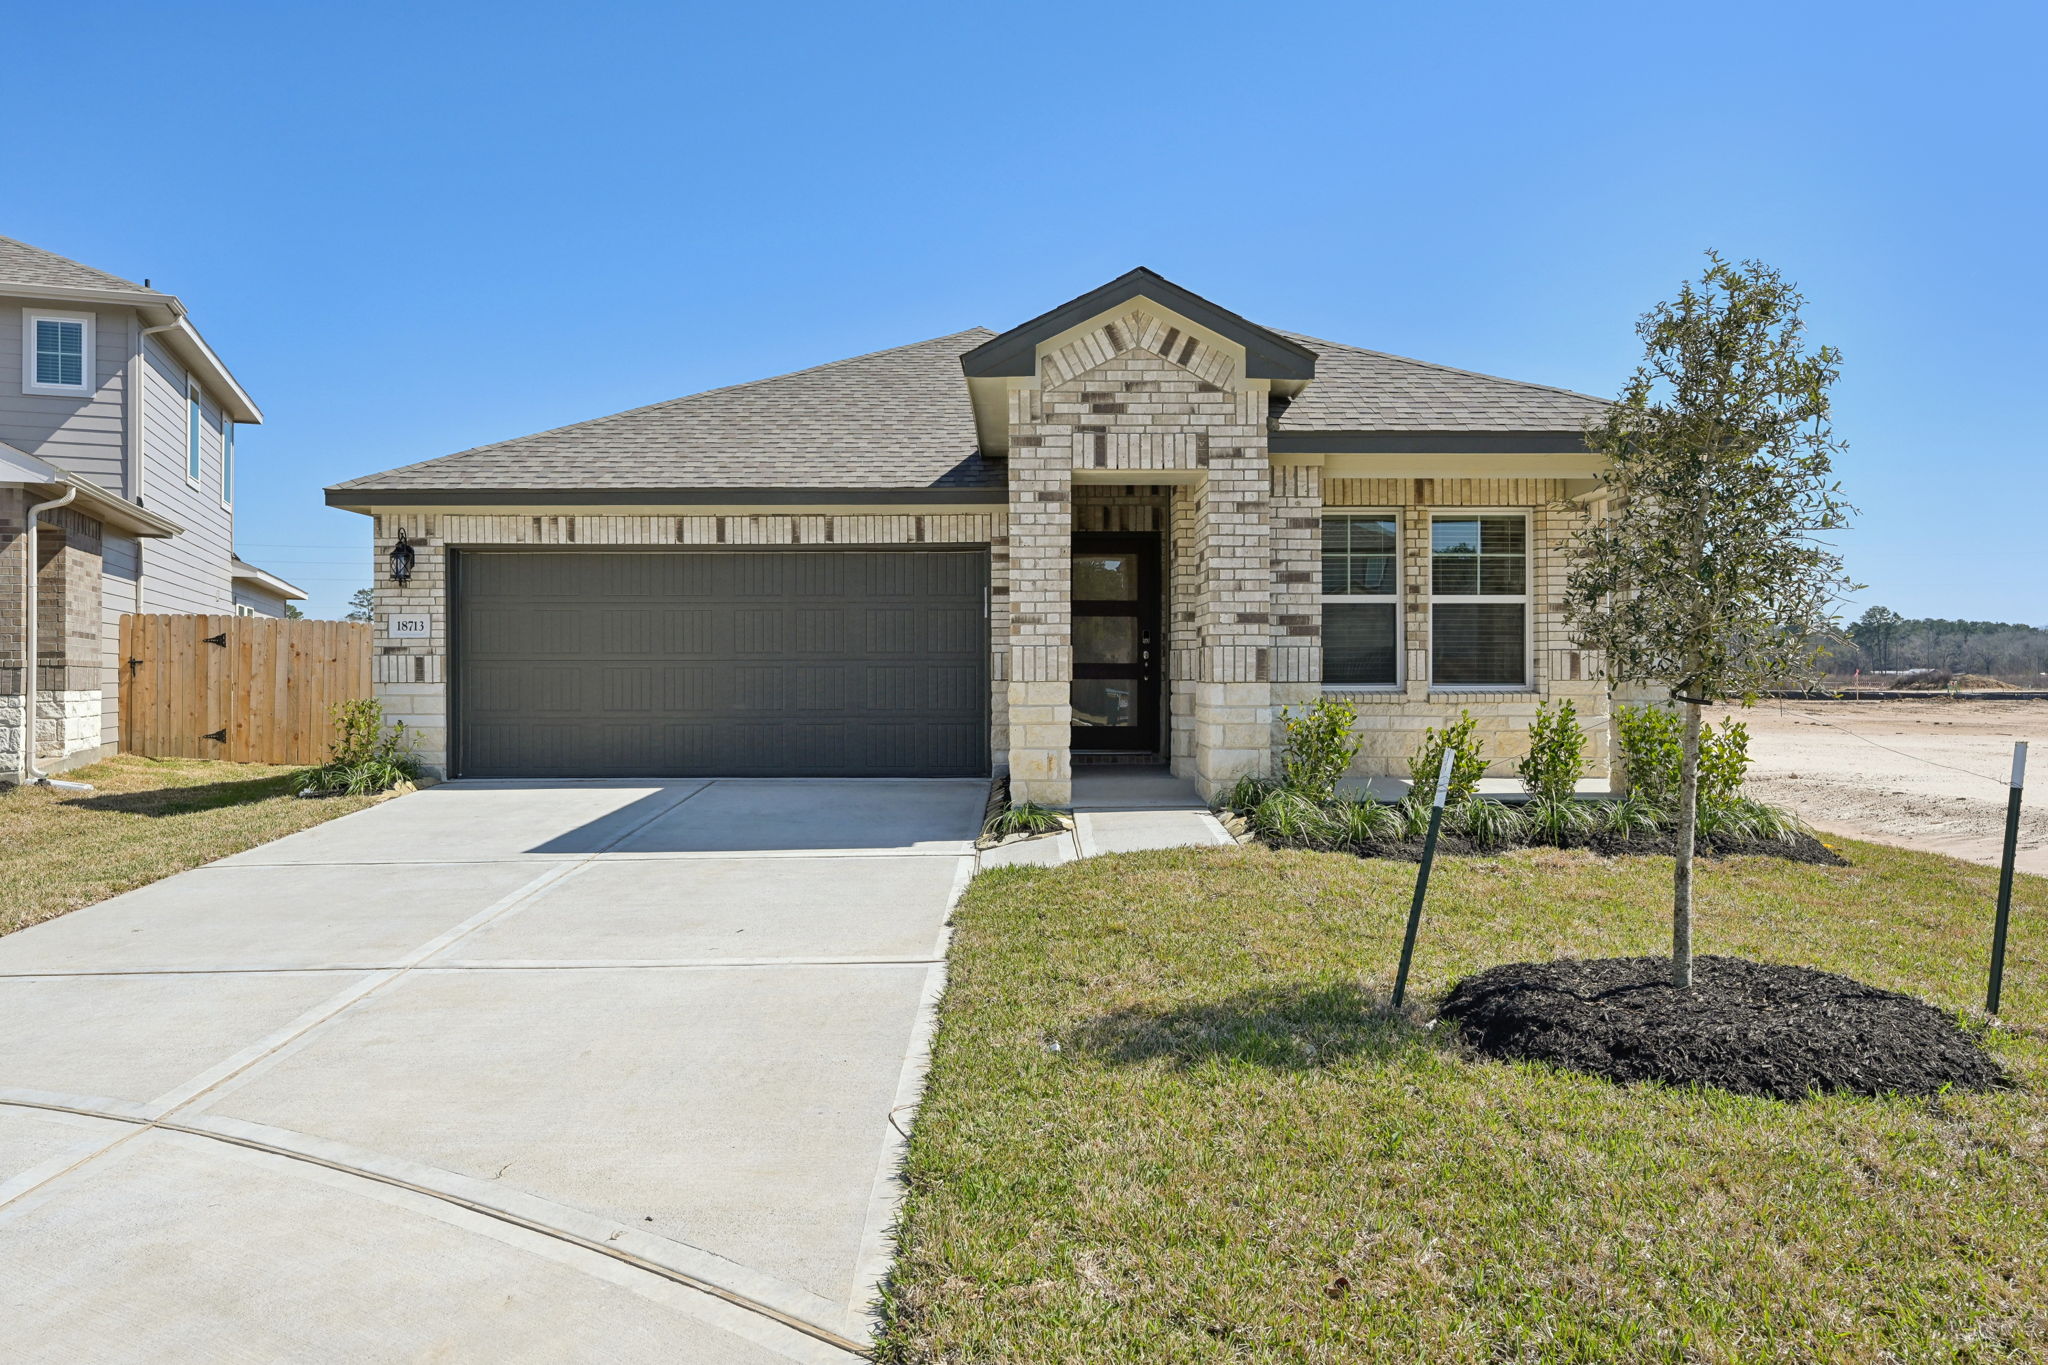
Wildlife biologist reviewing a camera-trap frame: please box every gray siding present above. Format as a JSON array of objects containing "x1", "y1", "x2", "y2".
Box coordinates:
[
  {"x1": 0, "y1": 302, "x2": 132, "y2": 489},
  {"x1": 136, "y1": 332, "x2": 234, "y2": 614},
  {"x1": 232, "y1": 581, "x2": 292, "y2": 617},
  {"x1": 100, "y1": 529, "x2": 141, "y2": 750}
]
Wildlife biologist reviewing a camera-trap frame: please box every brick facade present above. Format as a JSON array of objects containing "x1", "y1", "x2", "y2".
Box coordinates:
[
  {"x1": 1, "y1": 490, "x2": 105, "y2": 779},
  {"x1": 364, "y1": 314, "x2": 1610, "y2": 794}
]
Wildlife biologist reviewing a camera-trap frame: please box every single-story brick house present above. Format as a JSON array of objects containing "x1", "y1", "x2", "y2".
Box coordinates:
[{"x1": 328, "y1": 269, "x2": 1615, "y2": 803}]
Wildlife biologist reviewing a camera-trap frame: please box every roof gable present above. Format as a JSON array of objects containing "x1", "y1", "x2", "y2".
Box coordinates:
[{"x1": 960, "y1": 267, "x2": 1318, "y2": 382}]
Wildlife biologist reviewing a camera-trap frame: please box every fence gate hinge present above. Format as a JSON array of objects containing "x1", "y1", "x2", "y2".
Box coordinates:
[
  {"x1": 202, "y1": 633, "x2": 228, "y2": 647},
  {"x1": 127, "y1": 657, "x2": 142, "y2": 672},
  {"x1": 203, "y1": 729, "x2": 228, "y2": 743}
]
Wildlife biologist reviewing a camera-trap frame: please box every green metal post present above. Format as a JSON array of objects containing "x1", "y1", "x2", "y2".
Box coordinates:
[
  {"x1": 1392, "y1": 748, "x2": 1456, "y2": 1010},
  {"x1": 1987, "y1": 740, "x2": 2028, "y2": 1015}
]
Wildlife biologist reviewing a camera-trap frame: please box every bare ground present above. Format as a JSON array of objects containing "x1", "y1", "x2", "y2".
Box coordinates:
[{"x1": 1709, "y1": 698, "x2": 2048, "y2": 875}]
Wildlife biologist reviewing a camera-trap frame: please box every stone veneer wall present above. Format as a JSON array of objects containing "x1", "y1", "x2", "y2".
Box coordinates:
[
  {"x1": 1, "y1": 492, "x2": 104, "y2": 779},
  {"x1": 1270, "y1": 472, "x2": 1609, "y2": 778},
  {"x1": 368, "y1": 510, "x2": 1006, "y2": 778},
  {"x1": 1005, "y1": 307, "x2": 1274, "y2": 803}
]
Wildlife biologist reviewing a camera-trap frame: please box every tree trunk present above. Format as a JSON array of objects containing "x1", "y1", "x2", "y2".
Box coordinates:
[{"x1": 1672, "y1": 698, "x2": 1702, "y2": 988}]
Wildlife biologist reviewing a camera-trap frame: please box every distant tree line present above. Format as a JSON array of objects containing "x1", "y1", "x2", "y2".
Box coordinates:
[{"x1": 1827, "y1": 606, "x2": 2048, "y2": 678}]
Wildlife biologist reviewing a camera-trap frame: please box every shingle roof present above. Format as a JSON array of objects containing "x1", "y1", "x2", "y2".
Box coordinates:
[
  {"x1": 335, "y1": 328, "x2": 1000, "y2": 493},
  {"x1": 0, "y1": 236, "x2": 157, "y2": 295},
  {"x1": 1269, "y1": 331, "x2": 1609, "y2": 433},
  {"x1": 335, "y1": 315, "x2": 1611, "y2": 496}
]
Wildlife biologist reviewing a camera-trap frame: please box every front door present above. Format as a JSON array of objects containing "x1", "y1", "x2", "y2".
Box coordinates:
[{"x1": 1071, "y1": 532, "x2": 1161, "y2": 753}]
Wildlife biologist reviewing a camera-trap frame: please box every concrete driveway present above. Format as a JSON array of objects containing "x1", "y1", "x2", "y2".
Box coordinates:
[{"x1": 0, "y1": 778, "x2": 984, "y2": 1363}]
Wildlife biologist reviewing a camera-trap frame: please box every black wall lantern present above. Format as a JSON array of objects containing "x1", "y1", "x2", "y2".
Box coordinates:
[{"x1": 389, "y1": 530, "x2": 416, "y2": 584}]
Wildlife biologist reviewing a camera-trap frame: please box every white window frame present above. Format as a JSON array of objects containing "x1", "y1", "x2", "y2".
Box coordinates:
[
  {"x1": 220, "y1": 418, "x2": 234, "y2": 509},
  {"x1": 1320, "y1": 507, "x2": 1405, "y2": 692},
  {"x1": 1428, "y1": 508, "x2": 1534, "y2": 692},
  {"x1": 22, "y1": 309, "x2": 94, "y2": 396},
  {"x1": 186, "y1": 379, "x2": 205, "y2": 487}
]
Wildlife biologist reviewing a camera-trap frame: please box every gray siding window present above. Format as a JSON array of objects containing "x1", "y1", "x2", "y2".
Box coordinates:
[
  {"x1": 187, "y1": 383, "x2": 203, "y2": 482},
  {"x1": 36, "y1": 319, "x2": 85, "y2": 387},
  {"x1": 1322, "y1": 513, "x2": 1399, "y2": 687},
  {"x1": 21, "y1": 309, "x2": 95, "y2": 395}
]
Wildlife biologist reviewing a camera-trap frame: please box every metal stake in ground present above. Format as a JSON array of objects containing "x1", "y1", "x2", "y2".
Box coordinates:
[
  {"x1": 1986, "y1": 740, "x2": 2028, "y2": 1015},
  {"x1": 1391, "y1": 747, "x2": 1456, "y2": 1010}
]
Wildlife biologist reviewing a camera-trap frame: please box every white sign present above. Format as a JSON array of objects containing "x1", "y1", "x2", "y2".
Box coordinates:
[{"x1": 386, "y1": 615, "x2": 432, "y2": 639}]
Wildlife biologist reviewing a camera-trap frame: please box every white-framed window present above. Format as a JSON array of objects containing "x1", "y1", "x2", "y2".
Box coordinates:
[
  {"x1": 1429, "y1": 512, "x2": 1531, "y2": 688},
  {"x1": 221, "y1": 419, "x2": 234, "y2": 507},
  {"x1": 1321, "y1": 510, "x2": 1402, "y2": 688},
  {"x1": 22, "y1": 309, "x2": 94, "y2": 395},
  {"x1": 235, "y1": 603, "x2": 257, "y2": 617},
  {"x1": 186, "y1": 380, "x2": 204, "y2": 485}
]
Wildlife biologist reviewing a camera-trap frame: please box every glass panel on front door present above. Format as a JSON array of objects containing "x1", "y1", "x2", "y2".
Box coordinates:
[{"x1": 1071, "y1": 534, "x2": 1160, "y2": 753}]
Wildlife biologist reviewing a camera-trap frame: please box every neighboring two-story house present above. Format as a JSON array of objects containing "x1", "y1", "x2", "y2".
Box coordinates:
[
  {"x1": 331, "y1": 268, "x2": 1615, "y2": 800},
  {"x1": 1, "y1": 235, "x2": 304, "y2": 781}
]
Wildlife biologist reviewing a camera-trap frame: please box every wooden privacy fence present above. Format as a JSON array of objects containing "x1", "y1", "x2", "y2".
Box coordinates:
[{"x1": 119, "y1": 615, "x2": 373, "y2": 765}]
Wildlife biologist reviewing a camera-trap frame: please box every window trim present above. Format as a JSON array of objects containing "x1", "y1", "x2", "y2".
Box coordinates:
[
  {"x1": 186, "y1": 379, "x2": 205, "y2": 487},
  {"x1": 1427, "y1": 508, "x2": 1534, "y2": 692},
  {"x1": 1320, "y1": 507, "x2": 1405, "y2": 692},
  {"x1": 22, "y1": 309, "x2": 94, "y2": 396},
  {"x1": 220, "y1": 418, "x2": 234, "y2": 509}
]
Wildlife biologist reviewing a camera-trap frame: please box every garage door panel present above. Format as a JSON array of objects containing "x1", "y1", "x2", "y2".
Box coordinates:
[{"x1": 454, "y1": 551, "x2": 987, "y2": 778}]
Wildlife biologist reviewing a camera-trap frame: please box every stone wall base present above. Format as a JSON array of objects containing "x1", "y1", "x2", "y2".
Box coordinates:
[
  {"x1": 0, "y1": 690, "x2": 102, "y2": 781},
  {"x1": 1273, "y1": 681, "x2": 1613, "y2": 780}
]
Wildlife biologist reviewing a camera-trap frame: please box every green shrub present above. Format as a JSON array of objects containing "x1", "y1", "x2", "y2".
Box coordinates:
[
  {"x1": 1447, "y1": 798, "x2": 1525, "y2": 849},
  {"x1": 984, "y1": 802, "x2": 1068, "y2": 839},
  {"x1": 1279, "y1": 697, "x2": 1362, "y2": 802},
  {"x1": 1699, "y1": 717, "x2": 1753, "y2": 804},
  {"x1": 294, "y1": 700, "x2": 419, "y2": 797},
  {"x1": 1331, "y1": 798, "x2": 1401, "y2": 846},
  {"x1": 1615, "y1": 702, "x2": 1754, "y2": 809},
  {"x1": 1407, "y1": 710, "x2": 1487, "y2": 805},
  {"x1": 1613, "y1": 703, "x2": 1684, "y2": 806},
  {"x1": 1250, "y1": 791, "x2": 1340, "y2": 848},
  {"x1": 1517, "y1": 700, "x2": 1586, "y2": 804},
  {"x1": 1522, "y1": 794, "x2": 1595, "y2": 845}
]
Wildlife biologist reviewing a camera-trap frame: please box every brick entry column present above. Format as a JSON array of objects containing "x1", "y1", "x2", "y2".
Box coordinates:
[
  {"x1": 1188, "y1": 446, "x2": 1273, "y2": 799},
  {"x1": 1003, "y1": 387, "x2": 1074, "y2": 807}
]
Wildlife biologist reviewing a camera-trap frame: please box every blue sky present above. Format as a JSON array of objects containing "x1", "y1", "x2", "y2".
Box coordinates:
[{"x1": 9, "y1": 1, "x2": 2042, "y2": 622}]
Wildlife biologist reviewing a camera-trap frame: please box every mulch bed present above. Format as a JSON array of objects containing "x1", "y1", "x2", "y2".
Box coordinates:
[{"x1": 1438, "y1": 955, "x2": 2008, "y2": 1101}]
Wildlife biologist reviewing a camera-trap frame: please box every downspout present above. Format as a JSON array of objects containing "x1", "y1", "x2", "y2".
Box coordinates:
[{"x1": 20, "y1": 484, "x2": 91, "y2": 790}]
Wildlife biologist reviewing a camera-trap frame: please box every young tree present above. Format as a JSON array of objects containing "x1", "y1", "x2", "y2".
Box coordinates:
[
  {"x1": 345, "y1": 587, "x2": 375, "y2": 623},
  {"x1": 1565, "y1": 252, "x2": 1857, "y2": 987},
  {"x1": 284, "y1": 603, "x2": 305, "y2": 620}
]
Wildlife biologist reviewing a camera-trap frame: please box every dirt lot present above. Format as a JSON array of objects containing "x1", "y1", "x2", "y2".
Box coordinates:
[{"x1": 1709, "y1": 699, "x2": 2047, "y2": 875}]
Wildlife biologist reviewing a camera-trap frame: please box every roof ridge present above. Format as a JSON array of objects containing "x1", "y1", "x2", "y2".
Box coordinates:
[{"x1": 1277, "y1": 329, "x2": 1608, "y2": 407}]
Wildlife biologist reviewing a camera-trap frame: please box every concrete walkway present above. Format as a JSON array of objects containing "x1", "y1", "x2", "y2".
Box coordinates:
[
  {"x1": 0, "y1": 778, "x2": 986, "y2": 1363},
  {"x1": 980, "y1": 766, "x2": 1237, "y2": 868}
]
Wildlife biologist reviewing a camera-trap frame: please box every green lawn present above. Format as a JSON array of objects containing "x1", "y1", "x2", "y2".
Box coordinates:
[
  {"x1": 881, "y1": 840, "x2": 2047, "y2": 1363},
  {"x1": 0, "y1": 755, "x2": 384, "y2": 938}
]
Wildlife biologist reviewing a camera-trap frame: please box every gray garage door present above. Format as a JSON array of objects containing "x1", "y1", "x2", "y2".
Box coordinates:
[{"x1": 453, "y1": 550, "x2": 988, "y2": 778}]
